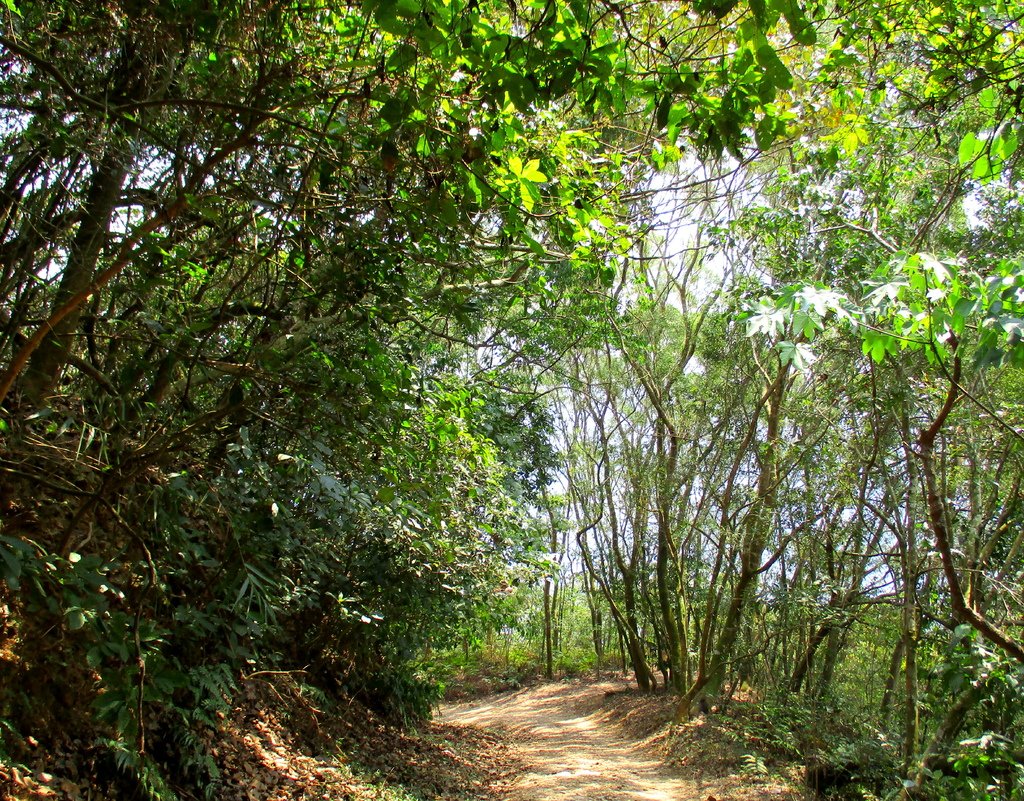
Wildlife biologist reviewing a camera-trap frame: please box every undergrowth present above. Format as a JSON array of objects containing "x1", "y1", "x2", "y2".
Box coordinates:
[{"x1": 725, "y1": 693, "x2": 896, "y2": 799}]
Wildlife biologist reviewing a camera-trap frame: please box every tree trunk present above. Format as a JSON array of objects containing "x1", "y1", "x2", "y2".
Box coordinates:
[
  {"x1": 903, "y1": 682, "x2": 987, "y2": 797},
  {"x1": 879, "y1": 637, "x2": 904, "y2": 721},
  {"x1": 543, "y1": 575, "x2": 554, "y2": 680},
  {"x1": 915, "y1": 356, "x2": 1024, "y2": 664},
  {"x1": 21, "y1": 150, "x2": 129, "y2": 404},
  {"x1": 582, "y1": 568, "x2": 604, "y2": 666},
  {"x1": 789, "y1": 621, "x2": 831, "y2": 694},
  {"x1": 815, "y1": 626, "x2": 844, "y2": 698},
  {"x1": 676, "y1": 364, "x2": 789, "y2": 721},
  {"x1": 656, "y1": 510, "x2": 686, "y2": 693},
  {"x1": 901, "y1": 525, "x2": 921, "y2": 770},
  {"x1": 578, "y1": 529, "x2": 656, "y2": 692}
]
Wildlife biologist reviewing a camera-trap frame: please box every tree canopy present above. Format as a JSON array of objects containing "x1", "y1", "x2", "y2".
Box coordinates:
[{"x1": 2, "y1": 0, "x2": 1024, "y2": 798}]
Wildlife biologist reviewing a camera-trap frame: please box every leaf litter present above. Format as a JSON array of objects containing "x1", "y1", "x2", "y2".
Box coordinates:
[{"x1": 1, "y1": 672, "x2": 522, "y2": 801}]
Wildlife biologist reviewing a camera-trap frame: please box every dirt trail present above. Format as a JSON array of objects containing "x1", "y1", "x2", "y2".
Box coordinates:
[{"x1": 440, "y1": 680, "x2": 701, "y2": 801}]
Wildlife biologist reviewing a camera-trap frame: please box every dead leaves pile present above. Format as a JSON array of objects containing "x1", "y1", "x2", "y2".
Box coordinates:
[{"x1": 1, "y1": 673, "x2": 523, "y2": 801}]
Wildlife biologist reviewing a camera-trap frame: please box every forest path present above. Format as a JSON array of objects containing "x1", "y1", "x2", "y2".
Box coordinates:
[{"x1": 439, "y1": 680, "x2": 701, "y2": 801}]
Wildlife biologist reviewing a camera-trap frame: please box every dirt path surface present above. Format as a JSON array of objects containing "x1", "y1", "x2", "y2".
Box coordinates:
[{"x1": 440, "y1": 680, "x2": 701, "y2": 801}]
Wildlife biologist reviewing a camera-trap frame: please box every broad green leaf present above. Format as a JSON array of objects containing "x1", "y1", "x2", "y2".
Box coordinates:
[
  {"x1": 465, "y1": 171, "x2": 485, "y2": 204},
  {"x1": 655, "y1": 94, "x2": 672, "y2": 129},
  {"x1": 755, "y1": 115, "x2": 780, "y2": 150},
  {"x1": 756, "y1": 43, "x2": 793, "y2": 91},
  {"x1": 373, "y1": 3, "x2": 410, "y2": 35},
  {"x1": 958, "y1": 132, "x2": 982, "y2": 166},
  {"x1": 1000, "y1": 316, "x2": 1024, "y2": 339},
  {"x1": 978, "y1": 86, "x2": 997, "y2": 113},
  {"x1": 780, "y1": 0, "x2": 817, "y2": 45},
  {"x1": 972, "y1": 153, "x2": 992, "y2": 181},
  {"x1": 995, "y1": 129, "x2": 1018, "y2": 161},
  {"x1": 519, "y1": 179, "x2": 540, "y2": 211},
  {"x1": 920, "y1": 253, "x2": 951, "y2": 285},
  {"x1": 0, "y1": 546, "x2": 21, "y2": 588},
  {"x1": 745, "y1": 302, "x2": 787, "y2": 336},
  {"x1": 393, "y1": 0, "x2": 420, "y2": 18},
  {"x1": 778, "y1": 340, "x2": 815, "y2": 370},
  {"x1": 520, "y1": 159, "x2": 548, "y2": 183},
  {"x1": 865, "y1": 280, "x2": 906, "y2": 306},
  {"x1": 869, "y1": 337, "x2": 888, "y2": 363}
]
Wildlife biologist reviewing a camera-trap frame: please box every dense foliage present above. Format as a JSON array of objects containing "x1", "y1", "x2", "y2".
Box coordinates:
[{"x1": 2, "y1": 0, "x2": 1024, "y2": 799}]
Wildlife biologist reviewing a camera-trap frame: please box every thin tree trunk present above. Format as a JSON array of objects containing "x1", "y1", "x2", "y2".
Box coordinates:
[
  {"x1": 542, "y1": 490, "x2": 559, "y2": 680},
  {"x1": 879, "y1": 637, "x2": 904, "y2": 721},
  {"x1": 677, "y1": 364, "x2": 789, "y2": 721},
  {"x1": 790, "y1": 621, "x2": 831, "y2": 694},
  {"x1": 543, "y1": 577, "x2": 554, "y2": 680},
  {"x1": 902, "y1": 434, "x2": 921, "y2": 771}
]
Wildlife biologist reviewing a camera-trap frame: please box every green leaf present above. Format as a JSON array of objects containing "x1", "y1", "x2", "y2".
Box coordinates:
[
  {"x1": 520, "y1": 159, "x2": 548, "y2": 182},
  {"x1": 778, "y1": 340, "x2": 815, "y2": 370},
  {"x1": 67, "y1": 608, "x2": 86, "y2": 631},
  {"x1": 518, "y1": 179, "x2": 539, "y2": 211},
  {"x1": 864, "y1": 280, "x2": 905, "y2": 307},
  {"x1": 756, "y1": 43, "x2": 793, "y2": 91},
  {"x1": 388, "y1": 42, "x2": 418, "y2": 72},
  {"x1": 920, "y1": 253, "x2": 950, "y2": 285},
  {"x1": 655, "y1": 94, "x2": 672, "y2": 129},
  {"x1": 520, "y1": 229, "x2": 548, "y2": 256},
  {"x1": 995, "y1": 129, "x2": 1018, "y2": 161},
  {"x1": 978, "y1": 86, "x2": 997, "y2": 113},
  {"x1": 698, "y1": 0, "x2": 740, "y2": 19},
  {"x1": 755, "y1": 115, "x2": 779, "y2": 150},
  {"x1": 373, "y1": 3, "x2": 410, "y2": 35},
  {"x1": 972, "y1": 153, "x2": 992, "y2": 181},
  {"x1": 0, "y1": 546, "x2": 21, "y2": 588},
  {"x1": 392, "y1": 0, "x2": 421, "y2": 18},
  {"x1": 2, "y1": 0, "x2": 21, "y2": 15},
  {"x1": 749, "y1": 0, "x2": 768, "y2": 26},
  {"x1": 380, "y1": 97, "x2": 406, "y2": 125},
  {"x1": 745, "y1": 301, "x2": 787, "y2": 337},
  {"x1": 958, "y1": 132, "x2": 982, "y2": 166},
  {"x1": 668, "y1": 102, "x2": 689, "y2": 127},
  {"x1": 780, "y1": 0, "x2": 816, "y2": 45},
  {"x1": 870, "y1": 338, "x2": 887, "y2": 363},
  {"x1": 861, "y1": 332, "x2": 891, "y2": 363},
  {"x1": 1000, "y1": 316, "x2": 1024, "y2": 339},
  {"x1": 465, "y1": 171, "x2": 485, "y2": 204}
]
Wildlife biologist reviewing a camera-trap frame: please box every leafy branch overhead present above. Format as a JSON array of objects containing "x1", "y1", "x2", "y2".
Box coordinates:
[
  {"x1": 3, "y1": 0, "x2": 1024, "y2": 799},
  {"x1": 747, "y1": 255, "x2": 1024, "y2": 370}
]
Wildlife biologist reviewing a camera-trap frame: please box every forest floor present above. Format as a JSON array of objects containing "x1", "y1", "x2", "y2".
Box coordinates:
[
  {"x1": 440, "y1": 677, "x2": 811, "y2": 801},
  {"x1": 3, "y1": 675, "x2": 812, "y2": 800}
]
